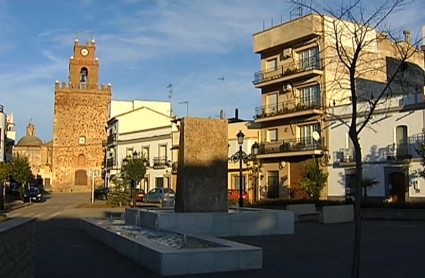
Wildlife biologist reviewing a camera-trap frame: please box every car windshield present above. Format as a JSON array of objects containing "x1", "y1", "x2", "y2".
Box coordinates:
[
  {"x1": 135, "y1": 189, "x2": 144, "y2": 193},
  {"x1": 29, "y1": 187, "x2": 39, "y2": 192},
  {"x1": 165, "y1": 188, "x2": 175, "y2": 193}
]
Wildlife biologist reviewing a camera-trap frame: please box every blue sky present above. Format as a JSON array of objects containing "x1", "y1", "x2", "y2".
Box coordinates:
[{"x1": 0, "y1": 0, "x2": 424, "y2": 142}]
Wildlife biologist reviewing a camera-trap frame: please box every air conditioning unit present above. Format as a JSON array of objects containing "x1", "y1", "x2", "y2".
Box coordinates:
[{"x1": 282, "y1": 48, "x2": 292, "y2": 59}]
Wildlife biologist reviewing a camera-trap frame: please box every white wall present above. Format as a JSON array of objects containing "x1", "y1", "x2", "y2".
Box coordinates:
[{"x1": 327, "y1": 95, "x2": 425, "y2": 198}]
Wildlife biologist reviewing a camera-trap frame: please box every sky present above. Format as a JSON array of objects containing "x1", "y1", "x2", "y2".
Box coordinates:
[{"x1": 0, "y1": 0, "x2": 424, "y2": 142}]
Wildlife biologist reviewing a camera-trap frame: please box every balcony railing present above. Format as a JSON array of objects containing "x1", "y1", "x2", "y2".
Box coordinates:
[
  {"x1": 333, "y1": 148, "x2": 355, "y2": 164},
  {"x1": 386, "y1": 143, "x2": 412, "y2": 161},
  {"x1": 254, "y1": 96, "x2": 325, "y2": 120},
  {"x1": 0, "y1": 104, "x2": 3, "y2": 112},
  {"x1": 253, "y1": 57, "x2": 322, "y2": 85},
  {"x1": 259, "y1": 137, "x2": 324, "y2": 155},
  {"x1": 107, "y1": 134, "x2": 117, "y2": 145},
  {"x1": 153, "y1": 156, "x2": 170, "y2": 167}
]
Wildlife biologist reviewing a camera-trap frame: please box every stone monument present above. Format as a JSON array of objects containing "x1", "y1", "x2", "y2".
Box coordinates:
[{"x1": 174, "y1": 117, "x2": 228, "y2": 213}]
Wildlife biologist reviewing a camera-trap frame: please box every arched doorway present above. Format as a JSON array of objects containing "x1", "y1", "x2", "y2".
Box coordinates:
[
  {"x1": 389, "y1": 172, "x2": 406, "y2": 202},
  {"x1": 75, "y1": 169, "x2": 87, "y2": 186}
]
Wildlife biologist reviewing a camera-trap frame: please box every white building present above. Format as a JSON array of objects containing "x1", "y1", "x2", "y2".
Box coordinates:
[
  {"x1": 105, "y1": 100, "x2": 174, "y2": 191},
  {"x1": 327, "y1": 92, "x2": 425, "y2": 201}
]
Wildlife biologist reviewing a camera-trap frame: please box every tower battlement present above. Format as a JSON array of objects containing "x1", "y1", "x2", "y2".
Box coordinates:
[{"x1": 55, "y1": 81, "x2": 112, "y2": 92}]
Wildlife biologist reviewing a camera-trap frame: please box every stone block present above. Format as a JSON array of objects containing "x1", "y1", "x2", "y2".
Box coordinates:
[
  {"x1": 174, "y1": 118, "x2": 228, "y2": 213},
  {"x1": 319, "y1": 205, "x2": 354, "y2": 224}
]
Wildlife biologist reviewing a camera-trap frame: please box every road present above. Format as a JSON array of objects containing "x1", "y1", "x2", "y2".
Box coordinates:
[{"x1": 6, "y1": 192, "x2": 90, "y2": 225}]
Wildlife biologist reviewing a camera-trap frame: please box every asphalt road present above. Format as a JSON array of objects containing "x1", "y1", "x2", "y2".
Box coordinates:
[{"x1": 6, "y1": 193, "x2": 425, "y2": 278}]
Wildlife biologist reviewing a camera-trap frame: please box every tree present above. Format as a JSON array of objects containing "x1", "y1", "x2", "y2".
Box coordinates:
[
  {"x1": 10, "y1": 154, "x2": 33, "y2": 198},
  {"x1": 107, "y1": 176, "x2": 131, "y2": 207},
  {"x1": 245, "y1": 160, "x2": 262, "y2": 202},
  {"x1": 288, "y1": 1, "x2": 423, "y2": 276},
  {"x1": 121, "y1": 154, "x2": 148, "y2": 207},
  {"x1": 0, "y1": 162, "x2": 11, "y2": 210},
  {"x1": 299, "y1": 158, "x2": 328, "y2": 199},
  {"x1": 361, "y1": 177, "x2": 379, "y2": 198}
]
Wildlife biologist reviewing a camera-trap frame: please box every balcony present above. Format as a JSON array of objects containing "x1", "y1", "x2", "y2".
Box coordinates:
[
  {"x1": 258, "y1": 137, "x2": 324, "y2": 158},
  {"x1": 386, "y1": 143, "x2": 412, "y2": 161},
  {"x1": 253, "y1": 58, "x2": 323, "y2": 87},
  {"x1": 107, "y1": 134, "x2": 117, "y2": 145},
  {"x1": 254, "y1": 96, "x2": 325, "y2": 122},
  {"x1": 106, "y1": 158, "x2": 115, "y2": 168},
  {"x1": 153, "y1": 156, "x2": 170, "y2": 169},
  {"x1": 333, "y1": 148, "x2": 355, "y2": 165}
]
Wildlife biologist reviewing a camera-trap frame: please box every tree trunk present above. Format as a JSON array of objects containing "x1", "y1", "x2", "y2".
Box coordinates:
[{"x1": 351, "y1": 136, "x2": 363, "y2": 278}]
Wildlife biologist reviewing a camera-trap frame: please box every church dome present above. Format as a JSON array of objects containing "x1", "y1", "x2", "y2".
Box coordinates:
[
  {"x1": 16, "y1": 122, "x2": 43, "y2": 146},
  {"x1": 16, "y1": 135, "x2": 43, "y2": 146}
]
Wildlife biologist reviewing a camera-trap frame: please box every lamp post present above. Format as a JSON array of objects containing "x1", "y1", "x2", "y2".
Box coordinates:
[{"x1": 229, "y1": 130, "x2": 259, "y2": 207}]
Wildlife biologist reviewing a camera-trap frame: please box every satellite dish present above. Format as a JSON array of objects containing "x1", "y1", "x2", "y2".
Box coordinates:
[{"x1": 312, "y1": 131, "x2": 320, "y2": 141}]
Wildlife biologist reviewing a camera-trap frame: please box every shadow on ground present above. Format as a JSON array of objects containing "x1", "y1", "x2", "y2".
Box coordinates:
[{"x1": 12, "y1": 209, "x2": 424, "y2": 278}]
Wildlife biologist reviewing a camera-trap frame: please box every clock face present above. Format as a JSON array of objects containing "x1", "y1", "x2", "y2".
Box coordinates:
[
  {"x1": 78, "y1": 136, "x2": 86, "y2": 145},
  {"x1": 80, "y1": 48, "x2": 89, "y2": 56}
]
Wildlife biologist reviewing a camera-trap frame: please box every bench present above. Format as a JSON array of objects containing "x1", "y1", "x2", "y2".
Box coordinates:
[
  {"x1": 319, "y1": 205, "x2": 354, "y2": 224},
  {"x1": 286, "y1": 204, "x2": 321, "y2": 222}
]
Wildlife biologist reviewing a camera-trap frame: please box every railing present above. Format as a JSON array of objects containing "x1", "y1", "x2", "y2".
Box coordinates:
[
  {"x1": 333, "y1": 148, "x2": 355, "y2": 164},
  {"x1": 107, "y1": 134, "x2": 116, "y2": 145},
  {"x1": 106, "y1": 158, "x2": 115, "y2": 167},
  {"x1": 254, "y1": 96, "x2": 325, "y2": 119},
  {"x1": 386, "y1": 143, "x2": 412, "y2": 161},
  {"x1": 253, "y1": 57, "x2": 322, "y2": 85},
  {"x1": 259, "y1": 137, "x2": 324, "y2": 155},
  {"x1": 153, "y1": 156, "x2": 170, "y2": 167},
  {"x1": 0, "y1": 104, "x2": 3, "y2": 112}
]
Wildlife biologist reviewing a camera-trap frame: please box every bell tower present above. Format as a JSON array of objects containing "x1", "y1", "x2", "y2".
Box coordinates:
[
  {"x1": 52, "y1": 38, "x2": 112, "y2": 192},
  {"x1": 69, "y1": 38, "x2": 99, "y2": 89}
]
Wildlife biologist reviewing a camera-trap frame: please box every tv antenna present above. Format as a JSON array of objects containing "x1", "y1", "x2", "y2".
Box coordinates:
[
  {"x1": 167, "y1": 83, "x2": 173, "y2": 117},
  {"x1": 290, "y1": 1, "x2": 304, "y2": 20}
]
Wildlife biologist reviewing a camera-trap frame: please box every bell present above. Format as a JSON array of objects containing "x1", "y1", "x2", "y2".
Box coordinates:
[{"x1": 80, "y1": 75, "x2": 87, "y2": 83}]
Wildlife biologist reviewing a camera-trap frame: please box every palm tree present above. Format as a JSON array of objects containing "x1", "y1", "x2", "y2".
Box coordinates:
[{"x1": 361, "y1": 177, "x2": 378, "y2": 198}]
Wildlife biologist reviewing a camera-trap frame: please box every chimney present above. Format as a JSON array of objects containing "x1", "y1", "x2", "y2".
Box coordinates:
[
  {"x1": 235, "y1": 108, "x2": 239, "y2": 119},
  {"x1": 403, "y1": 30, "x2": 411, "y2": 44},
  {"x1": 219, "y1": 110, "x2": 225, "y2": 119}
]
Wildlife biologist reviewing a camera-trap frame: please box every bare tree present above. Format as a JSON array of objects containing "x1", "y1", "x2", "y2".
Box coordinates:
[{"x1": 288, "y1": 1, "x2": 424, "y2": 277}]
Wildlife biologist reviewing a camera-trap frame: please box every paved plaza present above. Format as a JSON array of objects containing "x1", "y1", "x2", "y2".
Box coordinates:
[{"x1": 6, "y1": 193, "x2": 425, "y2": 277}]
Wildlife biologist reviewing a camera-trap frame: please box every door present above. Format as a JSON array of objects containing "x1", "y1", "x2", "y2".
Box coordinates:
[
  {"x1": 389, "y1": 172, "x2": 406, "y2": 202},
  {"x1": 267, "y1": 171, "x2": 279, "y2": 198},
  {"x1": 155, "y1": 177, "x2": 164, "y2": 188}
]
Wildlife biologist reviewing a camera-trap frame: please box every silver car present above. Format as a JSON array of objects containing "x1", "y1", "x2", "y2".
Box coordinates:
[{"x1": 144, "y1": 188, "x2": 175, "y2": 204}]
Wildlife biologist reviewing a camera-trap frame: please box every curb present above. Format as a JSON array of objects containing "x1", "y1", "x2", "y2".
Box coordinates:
[{"x1": 1, "y1": 202, "x2": 33, "y2": 214}]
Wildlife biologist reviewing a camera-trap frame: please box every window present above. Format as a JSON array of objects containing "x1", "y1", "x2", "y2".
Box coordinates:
[
  {"x1": 299, "y1": 85, "x2": 321, "y2": 106},
  {"x1": 233, "y1": 175, "x2": 246, "y2": 190},
  {"x1": 395, "y1": 125, "x2": 408, "y2": 157},
  {"x1": 158, "y1": 145, "x2": 167, "y2": 158},
  {"x1": 266, "y1": 93, "x2": 278, "y2": 114},
  {"x1": 77, "y1": 154, "x2": 86, "y2": 166},
  {"x1": 268, "y1": 129, "x2": 278, "y2": 142},
  {"x1": 142, "y1": 146, "x2": 149, "y2": 159},
  {"x1": 299, "y1": 47, "x2": 320, "y2": 69},
  {"x1": 267, "y1": 58, "x2": 278, "y2": 71},
  {"x1": 126, "y1": 148, "x2": 133, "y2": 157},
  {"x1": 300, "y1": 124, "x2": 321, "y2": 146}
]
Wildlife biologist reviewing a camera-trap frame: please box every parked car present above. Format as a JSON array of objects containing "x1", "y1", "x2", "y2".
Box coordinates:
[
  {"x1": 134, "y1": 189, "x2": 145, "y2": 202},
  {"x1": 94, "y1": 187, "x2": 109, "y2": 200},
  {"x1": 23, "y1": 187, "x2": 42, "y2": 202},
  {"x1": 228, "y1": 189, "x2": 249, "y2": 200},
  {"x1": 144, "y1": 188, "x2": 175, "y2": 203}
]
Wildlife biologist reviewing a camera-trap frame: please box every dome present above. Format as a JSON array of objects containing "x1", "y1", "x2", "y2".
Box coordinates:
[
  {"x1": 17, "y1": 135, "x2": 43, "y2": 146},
  {"x1": 16, "y1": 121, "x2": 43, "y2": 146}
]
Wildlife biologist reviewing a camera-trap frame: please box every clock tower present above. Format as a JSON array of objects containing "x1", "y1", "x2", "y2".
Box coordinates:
[{"x1": 51, "y1": 38, "x2": 112, "y2": 192}]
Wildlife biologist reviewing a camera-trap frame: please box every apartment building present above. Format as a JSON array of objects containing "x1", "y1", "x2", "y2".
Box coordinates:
[
  {"x1": 105, "y1": 100, "x2": 174, "y2": 191},
  {"x1": 252, "y1": 14, "x2": 424, "y2": 200}
]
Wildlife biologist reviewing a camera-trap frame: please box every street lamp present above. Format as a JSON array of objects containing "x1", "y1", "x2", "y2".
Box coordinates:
[{"x1": 229, "y1": 130, "x2": 259, "y2": 207}]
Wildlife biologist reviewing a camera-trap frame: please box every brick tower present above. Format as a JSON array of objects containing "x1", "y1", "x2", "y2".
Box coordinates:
[{"x1": 52, "y1": 38, "x2": 112, "y2": 192}]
